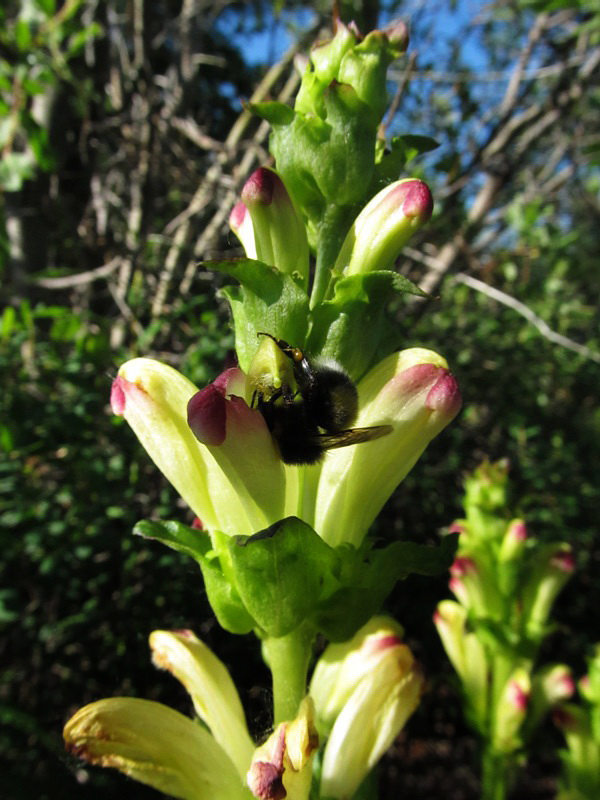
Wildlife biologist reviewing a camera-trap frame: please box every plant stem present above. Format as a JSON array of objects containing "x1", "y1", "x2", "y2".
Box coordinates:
[
  {"x1": 264, "y1": 625, "x2": 314, "y2": 724},
  {"x1": 309, "y1": 204, "x2": 349, "y2": 309},
  {"x1": 481, "y1": 747, "x2": 509, "y2": 800}
]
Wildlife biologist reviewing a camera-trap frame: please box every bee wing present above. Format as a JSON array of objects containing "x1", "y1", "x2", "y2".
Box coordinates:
[{"x1": 313, "y1": 424, "x2": 393, "y2": 451}]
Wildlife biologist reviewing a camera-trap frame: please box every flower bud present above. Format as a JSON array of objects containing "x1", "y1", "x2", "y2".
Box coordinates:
[
  {"x1": 434, "y1": 601, "x2": 488, "y2": 724},
  {"x1": 316, "y1": 619, "x2": 424, "y2": 799},
  {"x1": 449, "y1": 555, "x2": 501, "y2": 618},
  {"x1": 310, "y1": 616, "x2": 405, "y2": 733},
  {"x1": 579, "y1": 644, "x2": 600, "y2": 705},
  {"x1": 229, "y1": 201, "x2": 257, "y2": 259},
  {"x1": 315, "y1": 348, "x2": 461, "y2": 547},
  {"x1": 241, "y1": 167, "x2": 309, "y2": 288},
  {"x1": 493, "y1": 668, "x2": 531, "y2": 753},
  {"x1": 337, "y1": 24, "x2": 409, "y2": 120},
  {"x1": 553, "y1": 703, "x2": 599, "y2": 777},
  {"x1": 246, "y1": 697, "x2": 318, "y2": 800},
  {"x1": 333, "y1": 179, "x2": 434, "y2": 276},
  {"x1": 150, "y1": 630, "x2": 254, "y2": 780},
  {"x1": 521, "y1": 544, "x2": 575, "y2": 638},
  {"x1": 524, "y1": 665, "x2": 575, "y2": 739},
  {"x1": 499, "y1": 519, "x2": 528, "y2": 562}
]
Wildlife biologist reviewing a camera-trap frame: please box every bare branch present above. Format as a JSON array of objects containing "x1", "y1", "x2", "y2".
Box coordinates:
[
  {"x1": 454, "y1": 271, "x2": 600, "y2": 363},
  {"x1": 403, "y1": 248, "x2": 600, "y2": 363},
  {"x1": 31, "y1": 257, "x2": 122, "y2": 288}
]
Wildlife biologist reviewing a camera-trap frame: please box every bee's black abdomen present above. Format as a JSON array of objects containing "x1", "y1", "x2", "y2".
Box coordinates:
[
  {"x1": 308, "y1": 366, "x2": 358, "y2": 432},
  {"x1": 259, "y1": 401, "x2": 324, "y2": 465}
]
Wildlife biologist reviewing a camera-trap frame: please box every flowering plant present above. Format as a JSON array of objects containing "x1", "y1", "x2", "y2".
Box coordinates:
[
  {"x1": 435, "y1": 460, "x2": 575, "y2": 800},
  {"x1": 64, "y1": 15, "x2": 461, "y2": 800}
]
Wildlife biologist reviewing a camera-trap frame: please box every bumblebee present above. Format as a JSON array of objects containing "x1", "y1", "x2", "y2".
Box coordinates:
[{"x1": 251, "y1": 333, "x2": 392, "y2": 465}]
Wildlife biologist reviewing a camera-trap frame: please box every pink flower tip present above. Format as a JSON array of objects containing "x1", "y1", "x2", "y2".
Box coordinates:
[
  {"x1": 507, "y1": 680, "x2": 529, "y2": 711},
  {"x1": 110, "y1": 376, "x2": 127, "y2": 416},
  {"x1": 242, "y1": 167, "x2": 284, "y2": 207},
  {"x1": 551, "y1": 549, "x2": 576, "y2": 574},
  {"x1": 229, "y1": 201, "x2": 249, "y2": 230},
  {"x1": 450, "y1": 556, "x2": 477, "y2": 578},
  {"x1": 187, "y1": 383, "x2": 227, "y2": 446},
  {"x1": 560, "y1": 674, "x2": 576, "y2": 698},
  {"x1": 448, "y1": 522, "x2": 465, "y2": 535},
  {"x1": 425, "y1": 370, "x2": 462, "y2": 419},
  {"x1": 363, "y1": 634, "x2": 403, "y2": 656},
  {"x1": 402, "y1": 180, "x2": 434, "y2": 221},
  {"x1": 382, "y1": 19, "x2": 409, "y2": 51},
  {"x1": 508, "y1": 520, "x2": 528, "y2": 541}
]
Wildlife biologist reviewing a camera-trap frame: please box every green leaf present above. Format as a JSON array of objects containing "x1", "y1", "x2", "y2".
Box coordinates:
[
  {"x1": 396, "y1": 134, "x2": 440, "y2": 162},
  {"x1": 66, "y1": 23, "x2": 103, "y2": 59},
  {"x1": 308, "y1": 271, "x2": 430, "y2": 380},
  {"x1": 204, "y1": 258, "x2": 310, "y2": 371},
  {"x1": 134, "y1": 520, "x2": 255, "y2": 634},
  {"x1": 14, "y1": 20, "x2": 32, "y2": 52},
  {"x1": 315, "y1": 535, "x2": 459, "y2": 642},
  {"x1": 35, "y1": 0, "x2": 57, "y2": 14},
  {"x1": 134, "y1": 519, "x2": 211, "y2": 562},
  {"x1": 0, "y1": 152, "x2": 36, "y2": 191},
  {"x1": 227, "y1": 517, "x2": 339, "y2": 638},
  {"x1": 249, "y1": 101, "x2": 295, "y2": 125},
  {"x1": 371, "y1": 533, "x2": 460, "y2": 579},
  {"x1": 374, "y1": 134, "x2": 440, "y2": 183}
]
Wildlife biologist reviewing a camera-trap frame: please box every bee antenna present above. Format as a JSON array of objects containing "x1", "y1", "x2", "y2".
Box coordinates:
[{"x1": 257, "y1": 331, "x2": 276, "y2": 343}]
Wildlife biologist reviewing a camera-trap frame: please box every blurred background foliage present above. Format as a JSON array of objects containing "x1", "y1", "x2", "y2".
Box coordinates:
[{"x1": 1, "y1": 0, "x2": 599, "y2": 798}]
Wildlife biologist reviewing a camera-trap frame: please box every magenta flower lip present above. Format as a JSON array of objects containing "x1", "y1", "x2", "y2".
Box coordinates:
[
  {"x1": 363, "y1": 634, "x2": 403, "y2": 656},
  {"x1": 507, "y1": 680, "x2": 529, "y2": 711},
  {"x1": 187, "y1": 384, "x2": 227, "y2": 446},
  {"x1": 551, "y1": 549, "x2": 576, "y2": 573},
  {"x1": 450, "y1": 556, "x2": 477, "y2": 578},
  {"x1": 229, "y1": 201, "x2": 249, "y2": 229},
  {"x1": 379, "y1": 179, "x2": 433, "y2": 222},
  {"x1": 508, "y1": 520, "x2": 528, "y2": 541},
  {"x1": 401, "y1": 180, "x2": 434, "y2": 221},
  {"x1": 242, "y1": 167, "x2": 278, "y2": 207},
  {"x1": 425, "y1": 370, "x2": 462, "y2": 418},
  {"x1": 448, "y1": 522, "x2": 466, "y2": 535},
  {"x1": 110, "y1": 376, "x2": 127, "y2": 416},
  {"x1": 389, "y1": 363, "x2": 461, "y2": 422}
]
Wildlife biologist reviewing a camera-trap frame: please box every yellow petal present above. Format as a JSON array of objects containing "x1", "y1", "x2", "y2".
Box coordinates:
[
  {"x1": 150, "y1": 630, "x2": 254, "y2": 780},
  {"x1": 63, "y1": 697, "x2": 250, "y2": 800}
]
